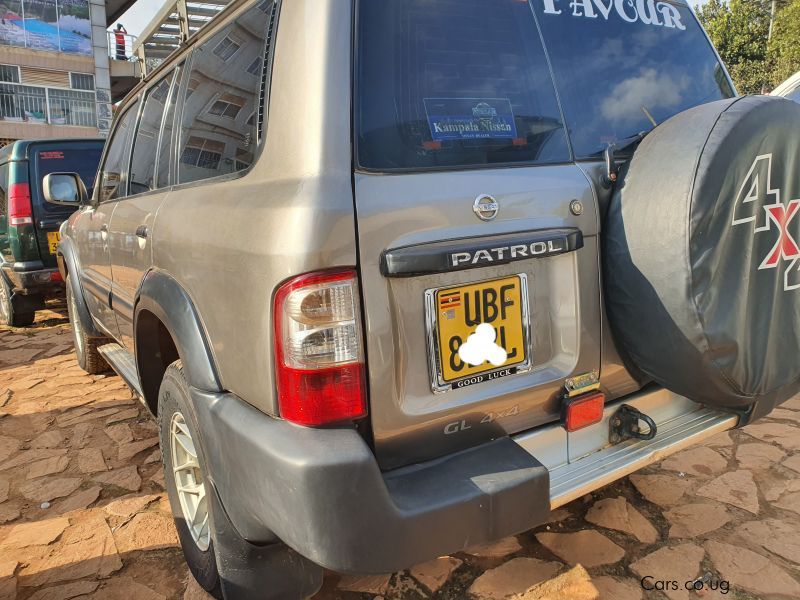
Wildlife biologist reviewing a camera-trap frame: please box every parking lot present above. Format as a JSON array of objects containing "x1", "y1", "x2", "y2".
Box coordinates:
[{"x1": 1, "y1": 309, "x2": 799, "y2": 600}]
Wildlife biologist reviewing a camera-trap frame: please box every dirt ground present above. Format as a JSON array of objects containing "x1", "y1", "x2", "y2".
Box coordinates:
[{"x1": 1, "y1": 307, "x2": 800, "y2": 600}]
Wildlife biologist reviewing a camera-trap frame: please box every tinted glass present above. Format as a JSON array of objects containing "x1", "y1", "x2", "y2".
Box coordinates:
[
  {"x1": 98, "y1": 100, "x2": 139, "y2": 202},
  {"x1": 156, "y1": 66, "x2": 183, "y2": 188},
  {"x1": 356, "y1": 0, "x2": 570, "y2": 171},
  {"x1": 532, "y1": 0, "x2": 734, "y2": 158},
  {"x1": 130, "y1": 74, "x2": 174, "y2": 195},
  {"x1": 785, "y1": 87, "x2": 800, "y2": 104},
  {"x1": 178, "y1": 0, "x2": 273, "y2": 184},
  {"x1": 34, "y1": 148, "x2": 102, "y2": 194}
]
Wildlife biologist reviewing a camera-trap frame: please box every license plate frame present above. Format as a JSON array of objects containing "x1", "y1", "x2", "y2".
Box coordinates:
[
  {"x1": 424, "y1": 273, "x2": 532, "y2": 393},
  {"x1": 47, "y1": 231, "x2": 61, "y2": 254}
]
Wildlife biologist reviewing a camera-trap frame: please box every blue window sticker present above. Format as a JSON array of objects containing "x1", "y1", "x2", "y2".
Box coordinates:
[{"x1": 424, "y1": 98, "x2": 518, "y2": 142}]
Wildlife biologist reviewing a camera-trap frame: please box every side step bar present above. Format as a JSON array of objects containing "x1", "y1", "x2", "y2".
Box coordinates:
[
  {"x1": 98, "y1": 343, "x2": 143, "y2": 398},
  {"x1": 514, "y1": 387, "x2": 738, "y2": 509}
]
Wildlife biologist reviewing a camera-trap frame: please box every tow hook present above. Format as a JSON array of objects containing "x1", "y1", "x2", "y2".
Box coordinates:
[{"x1": 609, "y1": 404, "x2": 657, "y2": 444}]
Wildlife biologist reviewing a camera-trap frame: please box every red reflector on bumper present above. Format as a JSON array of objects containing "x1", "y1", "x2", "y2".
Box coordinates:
[{"x1": 563, "y1": 391, "x2": 605, "y2": 432}]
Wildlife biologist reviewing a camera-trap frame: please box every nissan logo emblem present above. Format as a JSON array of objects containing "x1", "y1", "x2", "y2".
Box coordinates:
[{"x1": 473, "y1": 195, "x2": 499, "y2": 221}]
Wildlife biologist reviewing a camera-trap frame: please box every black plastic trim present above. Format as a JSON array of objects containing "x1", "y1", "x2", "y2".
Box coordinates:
[
  {"x1": 191, "y1": 387, "x2": 551, "y2": 574},
  {"x1": 57, "y1": 237, "x2": 104, "y2": 338},
  {"x1": 135, "y1": 270, "x2": 222, "y2": 393},
  {"x1": 381, "y1": 228, "x2": 583, "y2": 277}
]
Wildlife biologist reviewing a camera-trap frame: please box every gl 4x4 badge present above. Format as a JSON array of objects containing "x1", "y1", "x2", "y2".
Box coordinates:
[{"x1": 731, "y1": 154, "x2": 800, "y2": 291}]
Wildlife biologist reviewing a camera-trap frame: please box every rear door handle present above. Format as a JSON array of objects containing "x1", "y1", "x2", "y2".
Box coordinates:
[{"x1": 135, "y1": 225, "x2": 149, "y2": 239}]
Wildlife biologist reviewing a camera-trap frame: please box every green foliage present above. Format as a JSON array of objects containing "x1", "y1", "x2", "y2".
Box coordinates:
[
  {"x1": 768, "y1": 0, "x2": 800, "y2": 87},
  {"x1": 698, "y1": 0, "x2": 772, "y2": 94}
]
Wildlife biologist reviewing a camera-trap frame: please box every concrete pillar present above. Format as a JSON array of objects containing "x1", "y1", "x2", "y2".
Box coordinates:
[{"x1": 89, "y1": 0, "x2": 113, "y2": 136}]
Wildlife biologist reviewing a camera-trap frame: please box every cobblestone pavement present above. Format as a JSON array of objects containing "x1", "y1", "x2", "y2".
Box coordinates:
[{"x1": 1, "y1": 309, "x2": 800, "y2": 600}]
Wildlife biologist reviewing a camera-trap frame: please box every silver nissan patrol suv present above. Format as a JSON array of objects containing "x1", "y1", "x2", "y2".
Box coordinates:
[{"x1": 47, "y1": 0, "x2": 800, "y2": 598}]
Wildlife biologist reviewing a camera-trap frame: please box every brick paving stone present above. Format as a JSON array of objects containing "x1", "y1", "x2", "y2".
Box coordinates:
[
  {"x1": 736, "y1": 442, "x2": 785, "y2": 470},
  {"x1": 0, "y1": 503, "x2": 20, "y2": 524},
  {"x1": 337, "y1": 574, "x2": 391, "y2": 595},
  {"x1": 0, "y1": 559, "x2": 16, "y2": 600},
  {"x1": 782, "y1": 454, "x2": 800, "y2": 473},
  {"x1": 26, "y1": 579, "x2": 99, "y2": 600},
  {"x1": 468, "y1": 557, "x2": 562, "y2": 600},
  {"x1": 592, "y1": 576, "x2": 642, "y2": 600},
  {"x1": 27, "y1": 455, "x2": 70, "y2": 479},
  {"x1": 629, "y1": 543, "x2": 704, "y2": 600},
  {"x1": 629, "y1": 473, "x2": 691, "y2": 507},
  {"x1": 705, "y1": 540, "x2": 800, "y2": 598},
  {"x1": 112, "y1": 512, "x2": 179, "y2": 554},
  {"x1": 664, "y1": 502, "x2": 731, "y2": 538},
  {"x1": 144, "y1": 449, "x2": 161, "y2": 464},
  {"x1": 695, "y1": 469, "x2": 760, "y2": 514},
  {"x1": 117, "y1": 437, "x2": 159, "y2": 462},
  {"x1": 409, "y1": 556, "x2": 462, "y2": 593},
  {"x1": 183, "y1": 578, "x2": 214, "y2": 600},
  {"x1": 105, "y1": 423, "x2": 134, "y2": 445},
  {"x1": 76, "y1": 448, "x2": 107, "y2": 474},
  {"x1": 69, "y1": 423, "x2": 93, "y2": 449},
  {"x1": 757, "y1": 471, "x2": 800, "y2": 501},
  {"x1": 465, "y1": 536, "x2": 522, "y2": 558},
  {"x1": 743, "y1": 422, "x2": 800, "y2": 451},
  {"x1": 0, "y1": 518, "x2": 70, "y2": 549},
  {"x1": 19, "y1": 477, "x2": 82, "y2": 503},
  {"x1": 103, "y1": 493, "x2": 160, "y2": 518},
  {"x1": 92, "y1": 466, "x2": 141, "y2": 492},
  {"x1": 774, "y1": 491, "x2": 800, "y2": 515},
  {"x1": 0, "y1": 436, "x2": 21, "y2": 464},
  {"x1": 20, "y1": 514, "x2": 122, "y2": 587},
  {"x1": 735, "y1": 518, "x2": 800, "y2": 564},
  {"x1": 0, "y1": 449, "x2": 67, "y2": 472},
  {"x1": 30, "y1": 431, "x2": 65, "y2": 449},
  {"x1": 535, "y1": 530, "x2": 624, "y2": 567},
  {"x1": 53, "y1": 486, "x2": 102, "y2": 515},
  {"x1": 0, "y1": 478, "x2": 8, "y2": 504},
  {"x1": 585, "y1": 496, "x2": 658, "y2": 543},
  {"x1": 516, "y1": 565, "x2": 598, "y2": 600},
  {"x1": 87, "y1": 576, "x2": 165, "y2": 600},
  {"x1": 105, "y1": 408, "x2": 140, "y2": 426},
  {"x1": 660, "y1": 446, "x2": 728, "y2": 477}
]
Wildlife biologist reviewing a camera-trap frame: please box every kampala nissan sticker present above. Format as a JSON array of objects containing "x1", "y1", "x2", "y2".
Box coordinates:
[
  {"x1": 424, "y1": 98, "x2": 517, "y2": 142},
  {"x1": 539, "y1": 0, "x2": 686, "y2": 30}
]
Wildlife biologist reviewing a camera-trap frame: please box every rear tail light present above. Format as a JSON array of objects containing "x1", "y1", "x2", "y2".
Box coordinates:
[
  {"x1": 563, "y1": 391, "x2": 605, "y2": 432},
  {"x1": 274, "y1": 269, "x2": 367, "y2": 426},
  {"x1": 8, "y1": 183, "x2": 33, "y2": 226}
]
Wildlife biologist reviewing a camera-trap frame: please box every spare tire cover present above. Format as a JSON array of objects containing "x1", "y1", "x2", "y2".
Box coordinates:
[{"x1": 604, "y1": 95, "x2": 800, "y2": 410}]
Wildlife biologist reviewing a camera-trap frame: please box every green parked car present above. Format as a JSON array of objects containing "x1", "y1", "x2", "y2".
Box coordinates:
[{"x1": 0, "y1": 139, "x2": 104, "y2": 327}]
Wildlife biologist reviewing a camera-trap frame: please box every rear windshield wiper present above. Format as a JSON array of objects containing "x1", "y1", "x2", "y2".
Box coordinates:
[{"x1": 601, "y1": 130, "x2": 651, "y2": 187}]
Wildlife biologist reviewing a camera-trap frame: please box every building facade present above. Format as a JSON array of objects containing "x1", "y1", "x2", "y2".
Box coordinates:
[{"x1": 0, "y1": 0, "x2": 115, "y2": 145}]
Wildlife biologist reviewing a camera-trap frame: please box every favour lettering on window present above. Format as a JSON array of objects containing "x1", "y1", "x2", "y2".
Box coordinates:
[
  {"x1": 539, "y1": 0, "x2": 686, "y2": 30},
  {"x1": 424, "y1": 98, "x2": 518, "y2": 142}
]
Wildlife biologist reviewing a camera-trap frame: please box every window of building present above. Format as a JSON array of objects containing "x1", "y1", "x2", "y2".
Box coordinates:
[
  {"x1": 246, "y1": 57, "x2": 261, "y2": 76},
  {"x1": 178, "y1": 0, "x2": 275, "y2": 184},
  {"x1": 212, "y1": 36, "x2": 241, "y2": 61},
  {"x1": 48, "y1": 89, "x2": 97, "y2": 127},
  {"x1": 0, "y1": 65, "x2": 20, "y2": 84},
  {"x1": 98, "y1": 99, "x2": 139, "y2": 202},
  {"x1": 70, "y1": 73, "x2": 95, "y2": 91},
  {"x1": 130, "y1": 75, "x2": 174, "y2": 195},
  {"x1": 208, "y1": 96, "x2": 243, "y2": 119}
]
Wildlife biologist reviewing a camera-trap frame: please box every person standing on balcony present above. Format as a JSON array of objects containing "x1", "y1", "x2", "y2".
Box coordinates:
[{"x1": 115, "y1": 23, "x2": 127, "y2": 60}]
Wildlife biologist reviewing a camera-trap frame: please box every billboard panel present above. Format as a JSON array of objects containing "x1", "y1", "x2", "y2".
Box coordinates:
[{"x1": 0, "y1": 0, "x2": 90, "y2": 54}]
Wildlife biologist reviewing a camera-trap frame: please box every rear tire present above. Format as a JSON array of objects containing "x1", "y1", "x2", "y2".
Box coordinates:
[
  {"x1": 66, "y1": 274, "x2": 110, "y2": 374},
  {"x1": 158, "y1": 362, "x2": 223, "y2": 599},
  {"x1": 0, "y1": 275, "x2": 35, "y2": 328}
]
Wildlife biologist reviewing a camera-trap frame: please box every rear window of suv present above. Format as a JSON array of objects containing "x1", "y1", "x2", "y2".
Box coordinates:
[
  {"x1": 356, "y1": 0, "x2": 571, "y2": 171},
  {"x1": 531, "y1": 0, "x2": 734, "y2": 158},
  {"x1": 33, "y1": 146, "x2": 103, "y2": 211}
]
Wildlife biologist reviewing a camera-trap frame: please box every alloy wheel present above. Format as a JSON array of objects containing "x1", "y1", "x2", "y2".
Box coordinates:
[{"x1": 170, "y1": 411, "x2": 210, "y2": 551}]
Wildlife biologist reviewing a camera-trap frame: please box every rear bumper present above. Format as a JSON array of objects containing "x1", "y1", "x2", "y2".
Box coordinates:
[
  {"x1": 191, "y1": 385, "x2": 736, "y2": 574},
  {"x1": 2, "y1": 261, "x2": 64, "y2": 297}
]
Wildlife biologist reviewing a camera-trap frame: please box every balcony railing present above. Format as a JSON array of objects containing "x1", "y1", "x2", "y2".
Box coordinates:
[
  {"x1": 108, "y1": 31, "x2": 138, "y2": 61},
  {"x1": 0, "y1": 82, "x2": 96, "y2": 128}
]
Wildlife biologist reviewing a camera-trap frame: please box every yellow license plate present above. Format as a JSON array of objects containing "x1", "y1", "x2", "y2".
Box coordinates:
[
  {"x1": 47, "y1": 231, "x2": 61, "y2": 254},
  {"x1": 432, "y1": 275, "x2": 529, "y2": 388}
]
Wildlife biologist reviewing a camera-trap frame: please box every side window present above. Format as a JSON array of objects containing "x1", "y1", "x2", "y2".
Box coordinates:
[
  {"x1": 98, "y1": 100, "x2": 140, "y2": 202},
  {"x1": 178, "y1": 0, "x2": 275, "y2": 184},
  {"x1": 156, "y1": 65, "x2": 184, "y2": 189},
  {"x1": 129, "y1": 71, "x2": 177, "y2": 195}
]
